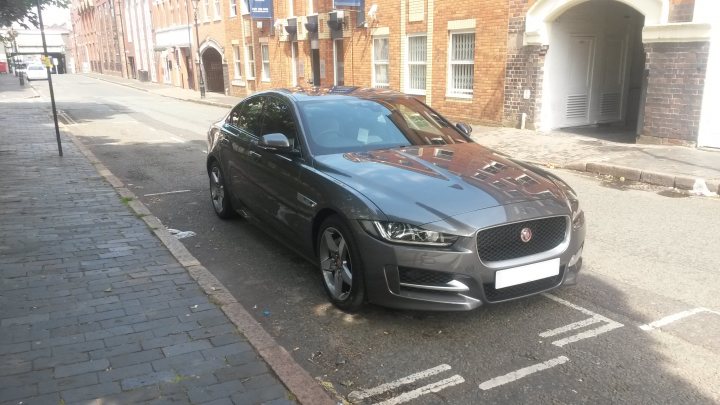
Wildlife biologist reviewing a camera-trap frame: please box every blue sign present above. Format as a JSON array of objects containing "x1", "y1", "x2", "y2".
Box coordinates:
[
  {"x1": 334, "y1": 0, "x2": 362, "y2": 6},
  {"x1": 249, "y1": 0, "x2": 273, "y2": 19}
]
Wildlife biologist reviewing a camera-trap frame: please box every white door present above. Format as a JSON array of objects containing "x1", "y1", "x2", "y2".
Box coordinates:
[
  {"x1": 597, "y1": 36, "x2": 626, "y2": 123},
  {"x1": 562, "y1": 36, "x2": 595, "y2": 127},
  {"x1": 333, "y1": 39, "x2": 344, "y2": 86}
]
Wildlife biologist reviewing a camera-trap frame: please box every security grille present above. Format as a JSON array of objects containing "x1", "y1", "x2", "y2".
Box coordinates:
[
  {"x1": 477, "y1": 216, "x2": 567, "y2": 262},
  {"x1": 449, "y1": 32, "x2": 475, "y2": 96}
]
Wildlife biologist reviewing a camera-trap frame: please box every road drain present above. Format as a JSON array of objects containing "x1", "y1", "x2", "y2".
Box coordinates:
[{"x1": 657, "y1": 189, "x2": 688, "y2": 198}]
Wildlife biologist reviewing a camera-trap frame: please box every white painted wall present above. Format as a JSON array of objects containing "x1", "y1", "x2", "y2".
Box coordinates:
[{"x1": 542, "y1": 1, "x2": 643, "y2": 129}]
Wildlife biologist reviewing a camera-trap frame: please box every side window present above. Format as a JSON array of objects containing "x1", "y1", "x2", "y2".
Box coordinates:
[
  {"x1": 262, "y1": 97, "x2": 299, "y2": 148},
  {"x1": 237, "y1": 96, "x2": 265, "y2": 136},
  {"x1": 226, "y1": 104, "x2": 242, "y2": 126}
]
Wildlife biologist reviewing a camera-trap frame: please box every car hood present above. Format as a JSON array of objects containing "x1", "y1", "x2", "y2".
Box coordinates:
[{"x1": 313, "y1": 143, "x2": 566, "y2": 224}]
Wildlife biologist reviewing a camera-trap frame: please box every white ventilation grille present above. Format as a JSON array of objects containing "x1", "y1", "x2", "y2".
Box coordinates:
[
  {"x1": 565, "y1": 94, "x2": 588, "y2": 120},
  {"x1": 600, "y1": 92, "x2": 620, "y2": 118}
]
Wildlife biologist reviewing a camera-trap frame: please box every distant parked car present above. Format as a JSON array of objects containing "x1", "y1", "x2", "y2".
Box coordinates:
[
  {"x1": 206, "y1": 87, "x2": 586, "y2": 312},
  {"x1": 25, "y1": 64, "x2": 49, "y2": 81}
]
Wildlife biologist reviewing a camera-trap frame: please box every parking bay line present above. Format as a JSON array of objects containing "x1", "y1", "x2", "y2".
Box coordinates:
[
  {"x1": 479, "y1": 356, "x2": 569, "y2": 391},
  {"x1": 348, "y1": 364, "x2": 452, "y2": 402},
  {"x1": 639, "y1": 307, "x2": 720, "y2": 331},
  {"x1": 374, "y1": 375, "x2": 465, "y2": 405},
  {"x1": 144, "y1": 190, "x2": 192, "y2": 197},
  {"x1": 541, "y1": 293, "x2": 624, "y2": 347}
]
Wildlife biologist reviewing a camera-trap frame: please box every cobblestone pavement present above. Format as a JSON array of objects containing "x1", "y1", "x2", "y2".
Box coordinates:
[{"x1": 0, "y1": 77, "x2": 295, "y2": 404}]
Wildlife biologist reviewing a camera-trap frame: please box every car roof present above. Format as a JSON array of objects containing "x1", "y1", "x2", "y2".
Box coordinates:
[{"x1": 258, "y1": 86, "x2": 414, "y2": 103}]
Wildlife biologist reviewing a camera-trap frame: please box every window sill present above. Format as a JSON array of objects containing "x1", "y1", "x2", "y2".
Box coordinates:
[
  {"x1": 405, "y1": 89, "x2": 426, "y2": 96},
  {"x1": 214, "y1": 17, "x2": 222, "y2": 22},
  {"x1": 445, "y1": 92, "x2": 473, "y2": 100},
  {"x1": 231, "y1": 79, "x2": 245, "y2": 86},
  {"x1": 261, "y1": 79, "x2": 271, "y2": 83}
]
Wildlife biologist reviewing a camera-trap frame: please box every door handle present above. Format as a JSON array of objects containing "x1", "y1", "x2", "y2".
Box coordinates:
[{"x1": 248, "y1": 151, "x2": 262, "y2": 159}]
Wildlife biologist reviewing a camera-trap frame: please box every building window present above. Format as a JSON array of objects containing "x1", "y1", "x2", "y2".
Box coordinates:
[
  {"x1": 246, "y1": 45, "x2": 256, "y2": 79},
  {"x1": 448, "y1": 31, "x2": 475, "y2": 97},
  {"x1": 372, "y1": 37, "x2": 389, "y2": 88},
  {"x1": 260, "y1": 44, "x2": 270, "y2": 81},
  {"x1": 214, "y1": 0, "x2": 221, "y2": 18},
  {"x1": 229, "y1": 0, "x2": 237, "y2": 16},
  {"x1": 406, "y1": 35, "x2": 426, "y2": 94},
  {"x1": 287, "y1": 0, "x2": 294, "y2": 16},
  {"x1": 203, "y1": 0, "x2": 210, "y2": 20},
  {"x1": 233, "y1": 45, "x2": 242, "y2": 78}
]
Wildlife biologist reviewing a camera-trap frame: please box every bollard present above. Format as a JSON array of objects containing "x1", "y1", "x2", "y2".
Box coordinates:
[{"x1": 19, "y1": 73, "x2": 25, "y2": 86}]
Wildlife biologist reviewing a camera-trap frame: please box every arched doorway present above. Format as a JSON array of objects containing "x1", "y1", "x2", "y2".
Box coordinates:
[
  {"x1": 202, "y1": 47, "x2": 225, "y2": 94},
  {"x1": 526, "y1": 0, "x2": 664, "y2": 139},
  {"x1": 545, "y1": 1, "x2": 646, "y2": 139}
]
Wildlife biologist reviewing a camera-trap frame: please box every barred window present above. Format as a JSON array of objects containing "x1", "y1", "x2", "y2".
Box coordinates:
[
  {"x1": 372, "y1": 37, "x2": 389, "y2": 88},
  {"x1": 261, "y1": 44, "x2": 270, "y2": 81},
  {"x1": 406, "y1": 35, "x2": 426, "y2": 94},
  {"x1": 448, "y1": 32, "x2": 474, "y2": 97}
]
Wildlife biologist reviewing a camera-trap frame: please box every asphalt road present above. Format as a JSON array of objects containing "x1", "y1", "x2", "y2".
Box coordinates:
[{"x1": 33, "y1": 75, "x2": 720, "y2": 404}]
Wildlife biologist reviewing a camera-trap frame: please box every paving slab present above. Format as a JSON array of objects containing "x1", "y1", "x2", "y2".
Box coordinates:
[{"x1": 0, "y1": 74, "x2": 324, "y2": 404}]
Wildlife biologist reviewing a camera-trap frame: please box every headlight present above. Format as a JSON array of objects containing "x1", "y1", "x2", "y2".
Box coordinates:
[{"x1": 360, "y1": 221, "x2": 459, "y2": 247}]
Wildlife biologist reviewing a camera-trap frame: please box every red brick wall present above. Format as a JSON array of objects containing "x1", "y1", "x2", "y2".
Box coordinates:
[
  {"x1": 641, "y1": 41, "x2": 709, "y2": 145},
  {"x1": 669, "y1": 0, "x2": 694, "y2": 23},
  {"x1": 429, "y1": 0, "x2": 509, "y2": 125}
]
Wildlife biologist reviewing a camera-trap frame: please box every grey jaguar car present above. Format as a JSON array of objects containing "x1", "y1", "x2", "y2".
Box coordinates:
[{"x1": 206, "y1": 87, "x2": 585, "y2": 311}]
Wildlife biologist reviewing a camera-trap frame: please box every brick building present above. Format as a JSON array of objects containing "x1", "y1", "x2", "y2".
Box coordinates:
[
  {"x1": 68, "y1": 0, "x2": 720, "y2": 148},
  {"x1": 71, "y1": 0, "x2": 128, "y2": 76}
]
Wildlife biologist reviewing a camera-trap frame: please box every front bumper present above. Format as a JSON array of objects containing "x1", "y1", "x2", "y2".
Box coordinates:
[{"x1": 353, "y1": 209, "x2": 586, "y2": 311}]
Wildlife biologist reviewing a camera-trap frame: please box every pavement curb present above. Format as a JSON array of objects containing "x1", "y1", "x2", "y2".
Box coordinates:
[
  {"x1": 84, "y1": 74, "x2": 234, "y2": 109},
  {"x1": 60, "y1": 127, "x2": 337, "y2": 405},
  {"x1": 563, "y1": 161, "x2": 719, "y2": 194}
]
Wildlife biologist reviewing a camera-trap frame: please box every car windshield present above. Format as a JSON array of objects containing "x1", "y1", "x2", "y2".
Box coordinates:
[
  {"x1": 28, "y1": 65, "x2": 44, "y2": 70},
  {"x1": 298, "y1": 96, "x2": 470, "y2": 155}
]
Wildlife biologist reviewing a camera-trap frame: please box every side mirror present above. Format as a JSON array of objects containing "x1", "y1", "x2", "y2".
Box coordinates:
[
  {"x1": 456, "y1": 122, "x2": 473, "y2": 136},
  {"x1": 259, "y1": 133, "x2": 297, "y2": 155}
]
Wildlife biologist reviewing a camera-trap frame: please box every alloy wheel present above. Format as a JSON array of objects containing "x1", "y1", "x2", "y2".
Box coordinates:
[{"x1": 319, "y1": 227, "x2": 353, "y2": 301}]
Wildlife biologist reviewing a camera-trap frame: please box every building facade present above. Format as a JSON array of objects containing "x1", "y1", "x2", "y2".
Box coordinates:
[{"x1": 68, "y1": 0, "x2": 720, "y2": 148}]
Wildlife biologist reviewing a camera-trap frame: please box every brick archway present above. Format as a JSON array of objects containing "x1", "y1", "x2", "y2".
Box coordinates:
[
  {"x1": 525, "y1": 0, "x2": 666, "y2": 45},
  {"x1": 202, "y1": 47, "x2": 225, "y2": 94}
]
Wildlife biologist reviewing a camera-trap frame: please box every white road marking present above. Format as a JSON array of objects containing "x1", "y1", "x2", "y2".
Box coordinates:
[
  {"x1": 551, "y1": 322, "x2": 623, "y2": 347},
  {"x1": 541, "y1": 293, "x2": 624, "y2": 347},
  {"x1": 479, "y1": 356, "x2": 569, "y2": 391},
  {"x1": 639, "y1": 308, "x2": 720, "y2": 331},
  {"x1": 348, "y1": 364, "x2": 452, "y2": 402},
  {"x1": 539, "y1": 317, "x2": 603, "y2": 338},
  {"x1": 374, "y1": 375, "x2": 465, "y2": 405},
  {"x1": 144, "y1": 190, "x2": 192, "y2": 197},
  {"x1": 168, "y1": 135, "x2": 186, "y2": 143}
]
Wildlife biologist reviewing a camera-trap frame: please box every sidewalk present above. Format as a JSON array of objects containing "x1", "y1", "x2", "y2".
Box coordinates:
[
  {"x1": 0, "y1": 76, "x2": 332, "y2": 404},
  {"x1": 81, "y1": 71, "x2": 720, "y2": 195}
]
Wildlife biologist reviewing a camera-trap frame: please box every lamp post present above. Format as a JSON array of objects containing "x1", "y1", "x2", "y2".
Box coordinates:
[{"x1": 191, "y1": 0, "x2": 206, "y2": 98}]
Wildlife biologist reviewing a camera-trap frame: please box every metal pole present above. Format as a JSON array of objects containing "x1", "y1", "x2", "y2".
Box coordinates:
[
  {"x1": 194, "y1": 7, "x2": 205, "y2": 98},
  {"x1": 36, "y1": 0, "x2": 63, "y2": 157}
]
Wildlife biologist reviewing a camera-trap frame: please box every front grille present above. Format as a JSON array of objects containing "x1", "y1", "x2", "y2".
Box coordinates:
[
  {"x1": 477, "y1": 216, "x2": 567, "y2": 262},
  {"x1": 483, "y1": 274, "x2": 563, "y2": 302},
  {"x1": 398, "y1": 267, "x2": 454, "y2": 286}
]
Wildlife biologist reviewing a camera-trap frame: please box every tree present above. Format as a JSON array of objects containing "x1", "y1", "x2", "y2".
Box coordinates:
[{"x1": 1, "y1": 0, "x2": 68, "y2": 35}]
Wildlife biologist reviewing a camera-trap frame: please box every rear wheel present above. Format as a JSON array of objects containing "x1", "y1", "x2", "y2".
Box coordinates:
[
  {"x1": 317, "y1": 216, "x2": 366, "y2": 312},
  {"x1": 209, "y1": 161, "x2": 234, "y2": 219}
]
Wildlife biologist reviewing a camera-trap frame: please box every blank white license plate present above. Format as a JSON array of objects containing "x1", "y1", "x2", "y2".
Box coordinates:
[{"x1": 495, "y1": 258, "x2": 560, "y2": 289}]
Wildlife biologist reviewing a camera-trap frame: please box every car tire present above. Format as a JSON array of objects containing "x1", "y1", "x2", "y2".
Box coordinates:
[
  {"x1": 208, "y1": 161, "x2": 234, "y2": 219},
  {"x1": 317, "y1": 215, "x2": 366, "y2": 312}
]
